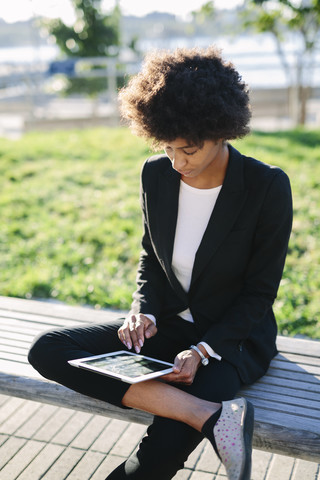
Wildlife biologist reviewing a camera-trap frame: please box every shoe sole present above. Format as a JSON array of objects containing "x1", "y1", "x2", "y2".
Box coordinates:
[{"x1": 239, "y1": 399, "x2": 254, "y2": 480}]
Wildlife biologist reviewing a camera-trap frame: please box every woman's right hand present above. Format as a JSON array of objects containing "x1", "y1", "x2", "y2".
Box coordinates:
[{"x1": 118, "y1": 314, "x2": 158, "y2": 353}]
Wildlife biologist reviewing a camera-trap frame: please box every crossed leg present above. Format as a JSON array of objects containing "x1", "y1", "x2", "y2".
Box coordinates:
[
  {"x1": 28, "y1": 317, "x2": 243, "y2": 479},
  {"x1": 106, "y1": 357, "x2": 242, "y2": 479}
]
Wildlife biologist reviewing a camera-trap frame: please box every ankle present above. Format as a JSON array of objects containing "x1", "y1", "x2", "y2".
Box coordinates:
[
  {"x1": 204, "y1": 401, "x2": 222, "y2": 423},
  {"x1": 201, "y1": 407, "x2": 223, "y2": 457},
  {"x1": 189, "y1": 400, "x2": 222, "y2": 432}
]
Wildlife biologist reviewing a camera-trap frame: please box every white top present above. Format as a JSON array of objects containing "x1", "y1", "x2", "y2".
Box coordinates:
[
  {"x1": 171, "y1": 180, "x2": 222, "y2": 360},
  {"x1": 172, "y1": 180, "x2": 222, "y2": 303}
]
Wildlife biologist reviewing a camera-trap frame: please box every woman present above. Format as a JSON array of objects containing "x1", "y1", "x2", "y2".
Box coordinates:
[{"x1": 28, "y1": 46, "x2": 292, "y2": 480}]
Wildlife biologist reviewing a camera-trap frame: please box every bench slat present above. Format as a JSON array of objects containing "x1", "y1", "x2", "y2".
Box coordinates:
[
  {"x1": 0, "y1": 317, "x2": 44, "y2": 330},
  {"x1": 256, "y1": 375, "x2": 320, "y2": 393},
  {"x1": 266, "y1": 366, "x2": 320, "y2": 383},
  {"x1": 0, "y1": 310, "x2": 89, "y2": 328},
  {"x1": 276, "y1": 336, "x2": 320, "y2": 357},
  {"x1": 0, "y1": 345, "x2": 26, "y2": 355},
  {"x1": 242, "y1": 392, "x2": 320, "y2": 419},
  {"x1": 0, "y1": 361, "x2": 42, "y2": 377},
  {"x1": 275, "y1": 352, "x2": 320, "y2": 367},
  {"x1": 0, "y1": 338, "x2": 32, "y2": 349},
  {"x1": 253, "y1": 410, "x2": 320, "y2": 461},
  {"x1": 0, "y1": 352, "x2": 28, "y2": 363},
  {"x1": 0, "y1": 331, "x2": 39, "y2": 342},
  {"x1": 269, "y1": 359, "x2": 320, "y2": 375},
  {"x1": 244, "y1": 384, "x2": 320, "y2": 406},
  {"x1": 0, "y1": 296, "x2": 124, "y2": 322}
]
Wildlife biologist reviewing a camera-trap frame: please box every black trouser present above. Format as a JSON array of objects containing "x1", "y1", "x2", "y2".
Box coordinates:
[{"x1": 28, "y1": 316, "x2": 242, "y2": 479}]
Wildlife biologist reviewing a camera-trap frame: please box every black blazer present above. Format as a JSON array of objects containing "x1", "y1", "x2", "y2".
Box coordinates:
[{"x1": 130, "y1": 144, "x2": 293, "y2": 385}]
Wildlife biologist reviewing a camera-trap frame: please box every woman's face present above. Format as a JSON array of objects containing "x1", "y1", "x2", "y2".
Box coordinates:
[{"x1": 164, "y1": 138, "x2": 225, "y2": 180}]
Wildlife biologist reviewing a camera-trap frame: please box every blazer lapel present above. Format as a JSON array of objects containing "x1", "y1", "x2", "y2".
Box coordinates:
[
  {"x1": 191, "y1": 145, "x2": 248, "y2": 286},
  {"x1": 156, "y1": 165, "x2": 188, "y2": 300}
]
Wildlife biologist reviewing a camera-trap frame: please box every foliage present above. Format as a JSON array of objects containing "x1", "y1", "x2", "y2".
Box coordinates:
[
  {"x1": 241, "y1": 0, "x2": 320, "y2": 124},
  {"x1": 192, "y1": 1, "x2": 215, "y2": 24},
  {"x1": 240, "y1": 128, "x2": 320, "y2": 338},
  {"x1": 0, "y1": 128, "x2": 148, "y2": 310},
  {"x1": 0, "y1": 127, "x2": 319, "y2": 338},
  {"x1": 44, "y1": 0, "x2": 120, "y2": 96}
]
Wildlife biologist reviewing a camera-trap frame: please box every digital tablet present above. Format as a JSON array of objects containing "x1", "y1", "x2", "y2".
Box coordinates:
[{"x1": 68, "y1": 350, "x2": 174, "y2": 384}]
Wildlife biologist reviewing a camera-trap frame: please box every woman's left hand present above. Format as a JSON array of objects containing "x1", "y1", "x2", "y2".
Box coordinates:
[{"x1": 162, "y1": 349, "x2": 202, "y2": 385}]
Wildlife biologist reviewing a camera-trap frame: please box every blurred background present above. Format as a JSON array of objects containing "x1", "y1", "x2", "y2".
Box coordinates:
[{"x1": 1, "y1": 0, "x2": 320, "y2": 138}]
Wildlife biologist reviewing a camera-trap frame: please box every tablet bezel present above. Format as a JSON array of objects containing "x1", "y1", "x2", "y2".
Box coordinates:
[{"x1": 68, "y1": 350, "x2": 174, "y2": 384}]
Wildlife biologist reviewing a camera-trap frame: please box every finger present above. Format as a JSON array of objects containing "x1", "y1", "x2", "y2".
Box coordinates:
[
  {"x1": 172, "y1": 355, "x2": 184, "y2": 373},
  {"x1": 118, "y1": 326, "x2": 128, "y2": 346},
  {"x1": 134, "y1": 320, "x2": 146, "y2": 348},
  {"x1": 118, "y1": 315, "x2": 137, "y2": 349},
  {"x1": 122, "y1": 327, "x2": 133, "y2": 350},
  {"x1": 128, "y1": 327, "x2": 140, "y2": 353},
  {"x1": 120, "y1": 319, "x2": 134, "y2": 349},
  {"x1": 162, "y1": 371, "x2": 192, "y2": 385},
  {"x1": 144, "y1": 322, "x2": 157, "y2": 339},
  {"x1": 180, "y1": 358, "x2": 198, "y2": 384},
  {"x1": 161, "y1": 372, "x2": 177, "y2": 382},
  {"x1": 173, "y1": 355, "x2": 198, "y2": 384}
]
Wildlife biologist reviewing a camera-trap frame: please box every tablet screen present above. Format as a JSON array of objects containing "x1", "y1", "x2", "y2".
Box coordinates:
[
  {"x1": 85, "y1": 353, "x2": 171, "y2": 377},
  {"x1": 69, "y1": 351, "x2": 173, "y2": 383}
]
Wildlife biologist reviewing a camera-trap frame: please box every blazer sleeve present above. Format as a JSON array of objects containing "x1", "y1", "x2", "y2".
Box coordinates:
[
  {"x1": 201, "y1": 170, "x2": 293, "y2": 357},
  {"x1": 129, "y1": 162, "x2": 167, "y2": 318}
]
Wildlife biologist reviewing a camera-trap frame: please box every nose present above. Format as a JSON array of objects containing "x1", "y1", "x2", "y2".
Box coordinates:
[{"x1": 171, "y1": 150, "x2": 187, "y2": 172}]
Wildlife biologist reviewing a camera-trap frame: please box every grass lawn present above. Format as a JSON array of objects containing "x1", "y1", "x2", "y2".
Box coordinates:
[{"x1": 1, "y1": 127, "x2": 319, "y2": 338}]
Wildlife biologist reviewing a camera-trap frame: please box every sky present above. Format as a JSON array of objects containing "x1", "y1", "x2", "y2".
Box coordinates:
[{"x1": 0, "y1": 0, "x2": 242, "y2": 24}]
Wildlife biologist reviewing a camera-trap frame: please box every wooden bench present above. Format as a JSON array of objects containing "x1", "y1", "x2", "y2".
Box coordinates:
[{"x1": 0, "y1": 295, "x2": 319, "y2": 463}]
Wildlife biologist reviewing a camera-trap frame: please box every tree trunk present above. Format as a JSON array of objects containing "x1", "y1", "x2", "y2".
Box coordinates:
[{"x1": 298, "y1": 86, "x2": 311, "y2": 125}]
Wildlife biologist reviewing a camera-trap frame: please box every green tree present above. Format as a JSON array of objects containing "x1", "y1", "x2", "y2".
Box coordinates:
[
  {"x1": 192, "y1": 1, "x2": 215, "y2": 24},
  {"x1": 241, "y1": 0, "x2": 320, "y2": 125},
  {"x1": 44, "y1": 0, "x2": 121, "y2": 97}
]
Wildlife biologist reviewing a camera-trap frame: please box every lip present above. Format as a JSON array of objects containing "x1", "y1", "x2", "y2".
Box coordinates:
[{"x1": 177, "y1": 170, "x2": 192, "y2": 176}]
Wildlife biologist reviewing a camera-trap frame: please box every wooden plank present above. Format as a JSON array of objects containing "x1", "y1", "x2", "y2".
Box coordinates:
[
  {"x1": 0, "y1": 310, "x2": 89, "y2": 328},
  {"x1": 0, "y1": 296, "x2": 125, "y2": 322},
  {"x1": 270, "y1": 358, "x2": 320, "y2": 375},
  {"x1": 0, "y1": 361, "x2": 42, "y2": 377},
  {"x1": 277, "y1": 336, "x2": 320, "y2": 357},
  {"x1": 0, "y1": 338, "x2": 32, "y2": 349},
  {"x1": 0, "y1": 325, "x2": 44, "y2": 337},
  {"x1": 0, "y1": 373, "x2": 152, "y2": 424},
  {"x1": 0, "y1": 352, "x2": 27, "y2": 363},
  {"x1": 240, "y1": 384, "x2": 320, "y2": 408},
  {"x1": 275, "y1": 352, "x2": 320, "y2": 367},
  {"x1": 0, "y1": 296, "x2": 316, "y2": 354},
  {"x1": 266, "y1": 366, "x2": 320, "y2": 383},
  {"x1": 255, "y1": 375, "x2": 320, "y2": 394},
  {"x1": 252, "y1": 405, "x2": 320, "y2": 436},
  {"x1": 242, "y1": 392, "x2": 320, "y2": 420},
  {"x1": 253, "y1": 411, "x2": 320, "y2": 462},
  {"x1": 0, "y1": 331, "x2": 38, "y2": 342},
  {"x1": 252, "y1": 403, "x2": 320, "y2": 432},
  {"x1": 0, "y1": 317, "x2": 43, "y2": 332},
  {"x1": 0, "y1": 345, "x2": 26, "y2": 355},
  {"x1": 248, "y1": 380, "x2": 320, "y2": 401},
  {"x1": 242, "y1": 396, "x2": 320, "y2": 424}
]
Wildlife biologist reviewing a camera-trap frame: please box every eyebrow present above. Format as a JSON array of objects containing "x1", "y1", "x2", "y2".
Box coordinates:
[{"x1": 166, "y1": 144, "x2": 197, "y2": 149}]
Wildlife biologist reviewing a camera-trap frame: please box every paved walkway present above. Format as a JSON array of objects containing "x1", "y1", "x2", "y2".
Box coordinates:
[{"x1": 1, "y1": 393, "x2": 319, "y2": 480}]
